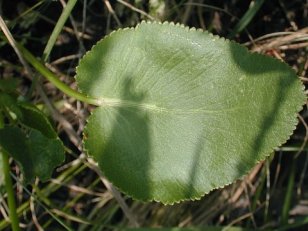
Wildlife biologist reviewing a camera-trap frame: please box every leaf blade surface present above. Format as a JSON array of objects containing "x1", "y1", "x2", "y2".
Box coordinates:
[
  {"x1": 76, "y1": 22, "x2": 305, "y2": 203},
  {"x1": 0, "y1": 126, "x2": 65, "y2": 183}
]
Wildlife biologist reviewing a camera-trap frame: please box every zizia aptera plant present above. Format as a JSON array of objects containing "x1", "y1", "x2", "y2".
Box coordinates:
[{"x1": 0, "y1": 22, "x2": 306, "y2": 206}]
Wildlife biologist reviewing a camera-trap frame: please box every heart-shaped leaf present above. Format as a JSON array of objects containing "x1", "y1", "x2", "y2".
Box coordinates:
[
  {"x1": 0, "y1": 126, "x2": 65, "y2": 183},
  {"x1": 76, "y1": 21, "x2": 305, "y2": 204}
]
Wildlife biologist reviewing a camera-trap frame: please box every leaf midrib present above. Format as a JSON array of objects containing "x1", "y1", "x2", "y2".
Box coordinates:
[{"x1": 98, "y1": 97, "x2": 244, "y2": 114}]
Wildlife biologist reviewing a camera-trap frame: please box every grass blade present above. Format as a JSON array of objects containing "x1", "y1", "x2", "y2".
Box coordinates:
[
  {"x1": 42, "y1": 0, "x2": 78, "y2": 61},
  {"x1": 281, "y1": 159, "x2": 295, "y2": 225},
  {"x1": 228, "y1": 0, "x2": 266, "y2": 38}
]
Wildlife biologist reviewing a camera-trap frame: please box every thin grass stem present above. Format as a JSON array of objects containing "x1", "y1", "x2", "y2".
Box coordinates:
[
  {"x1": 228, "y1": 0, "x2": 266, "y2": 38},
  {"x1": 42, "y1": 0, "x2": 78, "y2": 62}
]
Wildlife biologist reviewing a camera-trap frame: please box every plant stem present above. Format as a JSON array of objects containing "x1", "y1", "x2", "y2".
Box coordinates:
[
  {"x1": 17, "y1": 44, "x2": 102, "y2": 106},
  {"x1": 0, "y1": 20, "x2": 100, "y2": 106},
  {"x1": 1, "y1": 150, "x2": 20, "y2": 231}
]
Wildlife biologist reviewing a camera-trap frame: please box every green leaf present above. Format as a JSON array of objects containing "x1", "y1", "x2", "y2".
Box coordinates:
[
  {"x1": 76, "y1": 21, "x2": 305, "y2": 204},
  {"x1": 0, "y1": 126, "x2": 65, "y2": 183},
  {"x1": 0, "y1": 92, "x2": 22, "y2": 120},
  {"x1": 18, "y1": 102, "x2": 57, "y2": 139},
  {"x1": 0, "y1": 78, "x2": 19, "y2": 93}
]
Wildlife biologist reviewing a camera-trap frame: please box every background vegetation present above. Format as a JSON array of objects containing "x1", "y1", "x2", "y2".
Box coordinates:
[{"x1": 0, "y1": 0, "x2": 307, "y2": 230}]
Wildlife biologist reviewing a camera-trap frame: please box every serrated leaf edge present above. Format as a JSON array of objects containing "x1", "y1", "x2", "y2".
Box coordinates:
[{"x1": 78, "y1": 21, "x2": 306, "y2": 204}]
